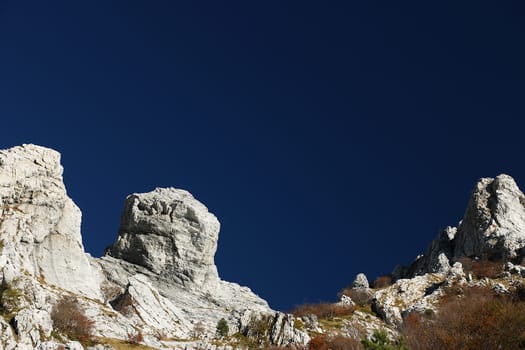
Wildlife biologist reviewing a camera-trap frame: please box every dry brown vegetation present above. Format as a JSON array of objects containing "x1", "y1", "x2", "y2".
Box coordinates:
[
  {"x1": 402, "y1": 285, "x2": 525, "y2": 349},
  {"x1": 338, "y1": 288, "x2": 373, "y2": 306},
  {"x1": 98, "y1": 337, "x2": 158, "y2": 350},
  {"x1": 51, "y1": 296, "x2": 94, "y2": 344},
  {"x1": 372, "y1": 275, "x2": 393, "y2": 289},
  {"x1": 308, "y1": 334, "x2": 362, "y2": 350},
  {"x1": 457, "y1": 257, "x2": 504, "y2": 279},
  {"x1": 127, "y1": 330, "x2": 144, "y2": 344},
  {"x1": 292, "y1": 302, "x2": 356, "y2": 320}
]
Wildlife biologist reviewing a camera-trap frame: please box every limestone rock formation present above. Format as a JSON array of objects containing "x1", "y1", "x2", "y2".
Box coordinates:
[
  {"x1": 0, "y1": 144, "x2": 104, "y2": 299},
  {"x1": 100, "y1": 187, "x2": 286, "y2": 344},
  {"x1": 455, "y1": 174, "x2": 525, "y2": 260},
  {"x1": 0, "y1": 144, "x2": 308, "y2": 350},
  {"x1": 4, "y1": 144, "x2": 525, "y2": 349},
  {"x1": 106, "y1": 188, "x2": 221, "y2": 288},
  {"x1": 403, "y1": 226, "x2": 456, "y2": 278},
  {"x1": 398, "y1": 174, "x2": 525, "y2": 280}
]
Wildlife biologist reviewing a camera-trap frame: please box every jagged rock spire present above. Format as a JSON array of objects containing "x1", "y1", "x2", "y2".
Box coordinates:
[
  {"x1": 455, "y1": 174, "x2": 525, "y2": 260},
  {"x1": 401, "y1": 174, "x2": 525, "y2": 279}
]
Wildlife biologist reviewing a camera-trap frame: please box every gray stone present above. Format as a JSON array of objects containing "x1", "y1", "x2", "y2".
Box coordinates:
[
  {"x1": 454, "y1": 174, "x2": 525, "y2": 260},
  {"x1": 352, "y1": 273, "x2": 369, "y2": 289},
  {"x1": 11, "y1": 145, "x2": 525, "y2": 349},
  {"x1": 0, "y1": 144, "x2": 104, "y2": 300},
  {"x1": 106, "y1": 188, "x2": 221, "y2": 288},
  {"x1": 404, "y1": 226, "x2": 456, "y2": 278}
]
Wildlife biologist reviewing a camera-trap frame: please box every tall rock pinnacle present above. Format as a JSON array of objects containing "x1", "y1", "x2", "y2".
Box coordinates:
[
  {"x1": 106, "y1": 188, "x2": 221, "y2": 288},
  {"x1": 455, "y1": 174, "x2": 525, "y2": 260},
  {"x1": 401, "y1": 174, "x2": 525, "y2": 279}
]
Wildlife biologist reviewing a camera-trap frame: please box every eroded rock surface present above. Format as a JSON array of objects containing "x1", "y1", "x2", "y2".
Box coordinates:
[
  {"x1": 0, "y1": 144, "x2": 104, "y2": 299},
  {"x1": 100, "y1": 187, "x2": 280, "y2": 343},
  {"x1": 106, "y1": 188, "x2": 221, "y2": 288},
  {"x1": 0, "y1": 144, "x2": 307, "y2": 349},
  {"x1": 4, "y1": 144, "x2": 525, "y2": 349},
  {"x1": 398, "y1": 175, "x2": 525, "y2": 280},
  {"x1": 455, "y1": 174, "x2": 525, "y2": 260}
]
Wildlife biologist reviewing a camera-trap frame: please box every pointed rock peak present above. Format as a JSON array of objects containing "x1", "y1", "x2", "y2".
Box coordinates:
[{"x1": 455, "y1": 174, "x2": 525, "y2": 260}]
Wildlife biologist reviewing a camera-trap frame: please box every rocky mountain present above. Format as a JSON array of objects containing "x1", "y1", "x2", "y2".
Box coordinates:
[
  {"x1": 2, "y1": 144, "x2": 525, "y2": 349},
  {"x1": 0, "y1": 145, "x2": 307, "y2": 350}
]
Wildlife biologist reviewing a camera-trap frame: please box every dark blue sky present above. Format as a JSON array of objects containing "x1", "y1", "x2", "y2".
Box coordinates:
[{"x1": 1, "y1": 1, "x2": 524, "y2": 311}]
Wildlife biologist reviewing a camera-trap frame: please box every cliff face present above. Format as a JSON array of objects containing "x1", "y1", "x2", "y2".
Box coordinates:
[
  {"x1": 2, "y1": 144, "x2": 525, "y2": 350},
  {"x1": 0, "y1": 145, "x2": 104, "y2": 299},
  {"x1": 0, "y1": 145, "x2": 308, "y2": 350}
]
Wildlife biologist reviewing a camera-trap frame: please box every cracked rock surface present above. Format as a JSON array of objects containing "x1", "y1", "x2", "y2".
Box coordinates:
[{"x1": 0, "y1": 144, "x2": 308, "y2": 350}]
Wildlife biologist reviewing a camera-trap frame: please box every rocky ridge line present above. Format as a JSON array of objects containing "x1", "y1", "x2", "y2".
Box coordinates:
[
  {"x1": 0, "y1": 144, "x2": 308, "y2": 350},
  {"x1": 3, "y1": 144, "x2": 525, "y2": 349}
]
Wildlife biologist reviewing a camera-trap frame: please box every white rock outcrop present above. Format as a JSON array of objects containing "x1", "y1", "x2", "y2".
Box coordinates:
[
  {"x1": 454, "y1": 174, "x2": 525, "y2": 260},
  {"x1": 100, "y1": 188, "x2": 273, "y2": 325},
  {"x1": 5, "y1": 145, "x2": 525, "y2": 349},
  {"x1": 100, "y1": 187, "x2": 308, "y2": 346},
  {"x1": 0, "y1": 144, "x2": 104, "y2": 299},
  {"x1": 398, "y1": 175, "x2": 525, "y2": 280},
  {"x1": 106, "y1": 188, "x2": 221, "y2": 289},
  {"x1": 0, "y1": 144, "x2": 308, "y2": 349}
]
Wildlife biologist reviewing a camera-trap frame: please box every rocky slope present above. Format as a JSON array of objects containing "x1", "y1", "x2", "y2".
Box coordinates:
[
  {"x1": 0, "y1": 145, "x2": 307, "y2": 350},
  {"x1": 2, "y1": 144, "x2": 525, "y2": 349}
]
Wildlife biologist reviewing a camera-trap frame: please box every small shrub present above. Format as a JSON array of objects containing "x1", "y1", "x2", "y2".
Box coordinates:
[
  {"x1": 308, "y1": 335, "x2": 329, "y2": 350},
  {"x1": 0, "y1": 283, "x2": 24, "y2": 317},
  {"x1": 514, "y1": 283, "x2": 525, "y2": 302},
  {"x1": 216, "y1": 318, "x2": 229, "y2": 337},
  {"x1": 372, "y1": 275, "x2": 392, "y2": 289},
  {"x1": 127, "y1": 329, "x2": 144, "y2": 344},
  {"x1": 247, "y1": 314, "x2": 273, "y2": 342},
  {"x1": 338, "y1": 288, "x2": 373, "y2": 306},
  {"x1": 292, "y1": 303, "x2": 355, "y2": 320},
  {"x1": 262, "y1": 346, "x2": 304, "y2": 350},
  {"x1": 51, "y1": 296, "x2": 94, "y2": 344},
  {"x1": 402, "y1": 285, "x2": 525, "y2": 349},
  {"x1": 457, "y1": 257, "x2": 504, "y2": 279},
  {"x1": 330, "y1": 335, "x2": 362, "y2": 350},
  {"x1": 361, "y1": 330, "x2": 407, "y2": 350},
  {"x1": 308, "y1": 334, "x2": 361, "y2": 350},
  {"x1": 193, "y1": 321, "x2": 206, "y2": 338},
  {"x1": 293, "y1": 318, "x2": 304, "y2": 330}
]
